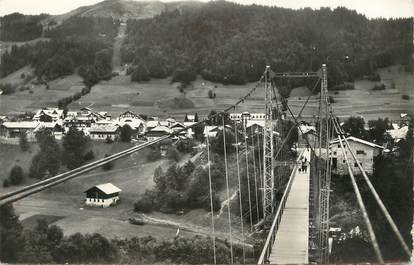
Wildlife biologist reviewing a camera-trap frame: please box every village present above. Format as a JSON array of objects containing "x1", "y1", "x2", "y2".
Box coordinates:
[{"x1": 0, "y1": 105, "x2": 411, "y2": 209}]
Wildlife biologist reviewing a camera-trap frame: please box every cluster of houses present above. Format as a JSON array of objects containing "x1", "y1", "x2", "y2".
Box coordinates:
[
  {"x1": 299, "y1": 113, "x2": 411, "y2": 175},
  {"x1": 0, "y1": 108, "x2": 203, "y2": 143},
  {"x1": 0, "y1": 109, "x2": 272, "y2": 144}
]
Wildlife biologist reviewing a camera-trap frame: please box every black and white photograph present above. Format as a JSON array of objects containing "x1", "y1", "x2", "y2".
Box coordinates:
[{"x1": 0, "y1": 0, "x2": 413, "y2": 264}]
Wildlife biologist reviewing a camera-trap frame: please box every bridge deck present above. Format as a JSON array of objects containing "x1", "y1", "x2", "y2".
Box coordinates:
[{"x1": 269, "y1": 149, "x2": 310, "y2": 264}]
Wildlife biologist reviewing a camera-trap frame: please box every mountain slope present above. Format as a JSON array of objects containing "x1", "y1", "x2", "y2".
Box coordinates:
[{"x1": 44, "y1": 0, "x2": 203, "y2": 24}]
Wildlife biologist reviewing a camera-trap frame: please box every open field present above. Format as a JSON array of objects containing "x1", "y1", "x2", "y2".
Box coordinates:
[
  {"x1": 0, "y1": 70, "x2": 84, "y2": 114},
  {"x1": 1, "y1": 64, "x2": 412, "y2": 121},
  {"x1": 2, "y1": 138, "x2": 247, "y2": 241}
]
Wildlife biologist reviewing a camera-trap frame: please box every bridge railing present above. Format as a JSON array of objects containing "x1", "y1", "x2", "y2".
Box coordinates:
[{"x1": 257, "y1": 151, "x2": 303, "y2": 264}]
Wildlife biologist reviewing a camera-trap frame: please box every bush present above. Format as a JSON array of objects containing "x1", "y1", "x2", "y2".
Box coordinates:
[
  {"x1": 402, "y1": 94, "x2": 410, "y2": 100},
  {"x1": 83, "y1": 150, "x2": 95, "y2": 161},
  {"x1": 208, "y1": 89, "x2": 216, "y2": 99},
  {"x1": 19, "y1": 132, "x2": 29, "y2": 152},
  {"x1": 176, "y1": 139, "x2": 196, "y2": 153},
  {"x1": 102, "y1": 154, "x2": 114, "y2": 171},
  {"x1": 172, "y1": 68, "x2": 196, "y2": 85},
  {"x1": 134, "y1": 192, "x2": 154, "y2": 213},
  {"x1": 105, "y1": 136, "x2": 114, "y2": 144},
  {"x1": 120, "y1": 124, "x2": 133, "y2": 142},
  {"x1": 9, "y1": 165, "x2": 24, "y2": 185},
  {"x1": 330, "y1": 83, "x2": 355, "y2": 91},
  {"x1": 147, "y1": 148, "x2": 161, "y2": 161},
  {"x1": 0, "y1": 83, "x2": 16, "y2": 95},
  {"x1": 372, "y1": 83, "x2": 386, "y2": 90},
  {"x1": 166, "y1": 147, "x2": 180, "y2": 162},
  {"x1": 131, "y1": 64, "x2": 150, "y2": 82},
  {"x1": 3, "y1": 179, "x2": 10, "y2": 187},
  {"x1": 369, "y1": 73, "x2": 381, "y2": 82}
]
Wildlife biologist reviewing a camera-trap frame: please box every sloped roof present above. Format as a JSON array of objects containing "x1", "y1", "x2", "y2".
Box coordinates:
[
  {"x1": 149, "y1": 125, "x2": 171, "y2": 133},
  {"x1": 330, "y1": 136, "x2": 384, "y2": 149},
  {"x1": 170, "y1": 122, "x2": 186, "y2": 129},
  {"x1": 89, "y1": 125, "x2": 119, "y2": 133},
  {"x1": 387, "y1": 126, "x2": 408, "y2": 139},
  {"x1": 34, "y1": 108, "x2": 63, "y2": 119},
  {"x1": 146, "y1": 120, "x2": 159, "y2": 128},
  {"x1": 2, "y1": 121, "x2": 40, "y2": 129},
  {"x1": 85, "y1": 183, "x2": 121, "y2": 194},
  {"x1": 246, "y1": 120, "x2": 265, "y2": 128}
]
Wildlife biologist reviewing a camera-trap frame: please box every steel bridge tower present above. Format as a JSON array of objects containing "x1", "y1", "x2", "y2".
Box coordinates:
[
  {"x1": 262, "y1": 66, "x2": 276, "y2": 218},
  {"x1": 317, "y1": 64, "x2": 332, "y2": 263}
]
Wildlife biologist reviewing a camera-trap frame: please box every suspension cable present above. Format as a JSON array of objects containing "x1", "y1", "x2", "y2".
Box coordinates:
[
  {"x1": 222, "y1": 116, "x2": 234, "y2": 264},
  {"x1": 234, "y1": 119, "x2": 246, "y2": 264},
  {"x1": 256, "y1": 127, "x2": 264, "y2": 202},
  {"x1": 206, "y1": 135, "x2": 217, "y2": 264},
  {"x1": 243, "y1": 120, "x2": 254, "y2": 231},
  {"x1": 250, "y1": 126, "x2": 260, "y2": 220},
  {"x1": 332, "y1": 119, "x2": 384, "y2": 263},
  {"x1": 332, "y1": 116, "x2": 411, "y2": 259}
]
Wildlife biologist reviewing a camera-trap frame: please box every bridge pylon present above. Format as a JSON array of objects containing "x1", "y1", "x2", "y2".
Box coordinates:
[{"x1": 262, "y1": 66, "x2": 276, "y2": 218}]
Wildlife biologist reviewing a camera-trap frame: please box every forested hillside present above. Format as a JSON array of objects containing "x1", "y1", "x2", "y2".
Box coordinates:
[
  {"x1": 122, "y1": 2, "x2": 412, "y2": 89},
  {"x1": 0, "y1": 13, "x2": 48, "y2": 41},
  {"x1": 0, "y1": 16, "x2": 118, "y2": 84}
]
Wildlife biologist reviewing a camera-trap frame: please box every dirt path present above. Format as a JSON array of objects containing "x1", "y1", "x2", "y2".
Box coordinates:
[
  {"x1": 139, "y1": 213, "x2": 253, "y2": 248},
  {"x1": 112, "y1": 22, "x2": 127, "y2": 74}
]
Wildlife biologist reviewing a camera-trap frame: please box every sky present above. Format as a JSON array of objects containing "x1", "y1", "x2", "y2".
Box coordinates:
[{"x1": 0, "y1": 0, "x2": 412, "y2": 18}]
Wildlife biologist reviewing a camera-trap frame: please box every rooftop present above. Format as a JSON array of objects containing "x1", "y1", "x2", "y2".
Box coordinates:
[
  {"x1": 330, "y1": 136, "x2": 384, "y2": 149},
  {"x1": 85, "y1": 183, "x2": 122, "y2": 195},
  {"x1": 2, "y1": 121, "x2": 40, "y2": 129}
]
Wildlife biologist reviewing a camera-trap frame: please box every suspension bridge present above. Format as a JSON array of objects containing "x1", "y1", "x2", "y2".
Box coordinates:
[{"x1": 0, "y1": 64, "x2": 411, "y2": 264}]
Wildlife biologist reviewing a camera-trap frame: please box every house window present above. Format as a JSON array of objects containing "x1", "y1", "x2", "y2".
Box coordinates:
[
  {"x1": 356, "y1": 150, "x2": 365, "y2": 155},
  {"x1": 354, "y1": 162, "x2": 358, "y2": 167},
  {"x1": 338, "y1": 144, "x2": 340, "y2": 148},
  {"x1": 343, "y1": 160, "x2": 346, "y2": 163},
  {"x1": 333, "y1": 151, "x2": 337, "y2": 155}
]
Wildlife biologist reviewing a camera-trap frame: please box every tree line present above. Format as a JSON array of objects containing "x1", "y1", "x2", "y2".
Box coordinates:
[
  {"x1": 0, "y1": 12, "x2": 47, "y2": 41},
  {"x1": 0, "y1": 204, "x2": 253, "y2": 264},
  {"x1": 0, "y1": 16, "x2": 118, "y2": 87},
  {"x1": 122, "y1": 2, "x2": 411, "y2": 91}
]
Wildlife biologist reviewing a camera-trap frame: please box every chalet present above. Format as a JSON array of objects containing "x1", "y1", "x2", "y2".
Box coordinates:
[
  {"x1": 85, "y1": 183, "x2": 121, "y2": 208},
  {"x1": 170, "y1": 122, "x2": 187, "y2": 138},
  {"x1": 119, "y1": 110, "x2": 143, "y2": 120},
  {"x1": 203, "y1": 125, "x2": 232, "y2": 138},
  {"x1": 36, "y1": 122, "x2": 64, "y2": 140},
  {"x1": 116, "y1": 117, "x2": 145, "y2": 135},
  {"x1": 146, "y1": 120, "x2": 160, "y2": 132},
  {"x1": 330, "y1": 136, "x2": 384, "y2": 175},
  {"x1": 183, "y1": 121, "x2": 196, "y2": 139},
  {"x1": 0, "y1": 121, "x2": 40, "y2": 142},
  {"x1": 246, "y1": 120, "x2": 265, "y2": 130},
  {"x1": 89, "y1": 125, "x2": 120, "y2": 141},
  {"x1": 230, "y1": 112, "x2": 266, "y2": 122},
  {"x1": 166, "y1": 117, "x2": 176, "y2": 127},
  {"x1": 184, "y1": 114, "x2": 197, "y2": 122},
  {"x1": 63, "y1": 115, "x2": 95, "y2": 135},
  {"x1": 33, "y1": 108, "x2": 64, "y2": 122},
  {"x1": 387, "y1": 124, "x2": 409, "y2": 142},
  {"x1": 146, "y1": 125, "x2": 171, "y2": 141}
]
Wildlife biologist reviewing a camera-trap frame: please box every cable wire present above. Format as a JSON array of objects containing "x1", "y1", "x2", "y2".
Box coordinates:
[
  {"x1": 332, "y1": 119, "x2": 384, "y2": 263},
  {"x1": 250, "y1": 126, "x2": 260, "y2": 220},
  {"x1": 234, "y1": 119, "x2": 246, "y2": 264},
  {"x1": 243, "y1": 120, "x2": 254, "y2": 231},
  {"x1": 222, "y1": 116, "x2": 234, "y2": 264},
  {"x1": 206, "y1": 135, "x2": 217, "y2": 264},
  {"x1": 332, "y1": 116, "x2": 411, "y2": 259}
]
